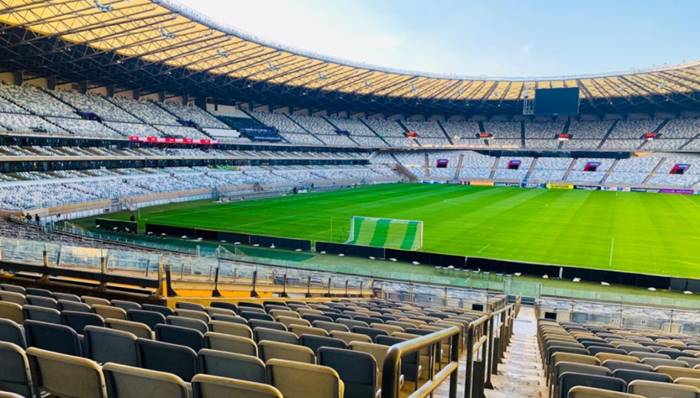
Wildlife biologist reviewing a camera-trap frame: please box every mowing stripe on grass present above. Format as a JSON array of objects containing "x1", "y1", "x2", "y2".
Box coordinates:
[
  {"x1": 400, "y1": 220, "x2": 420, "y2": 250},
  {"x1": 369, "y1": 218, "x2": 391, "y2": 247}
]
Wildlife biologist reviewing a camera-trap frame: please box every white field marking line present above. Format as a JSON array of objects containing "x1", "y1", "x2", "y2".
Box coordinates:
[
  {"x1": 477, "y1": 243, "x2": 491, "y2": 254},
  {"x1": 608, "y1": 237, "x2": 615, "y2": 267},
  {"x1": 681, "y1": 195, "x2": 700, "y2": 210}
]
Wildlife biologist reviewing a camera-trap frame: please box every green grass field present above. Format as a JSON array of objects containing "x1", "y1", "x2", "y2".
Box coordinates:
[{"x1": 101, "y1": 184, "x2": 700, "y2": 278}]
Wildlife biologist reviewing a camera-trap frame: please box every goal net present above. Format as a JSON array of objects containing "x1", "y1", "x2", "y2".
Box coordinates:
[{"x1": 346, "y1": 216, "x2": 424, "y2": 250}]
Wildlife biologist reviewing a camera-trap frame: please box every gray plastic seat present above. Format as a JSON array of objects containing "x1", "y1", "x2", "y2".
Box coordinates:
[
  {"x1": 25, "y1": 295, "x2": 58, "y2": 310},
  {"x1": 0, "y1": 319, "x2": 26, "y2": 349},
  {"x1": 58, "y1": 300, "x2": 92, "y2": 313},
  {"x1": 61, "y1": 311, "x2": 105, "y2": 333},
  {"x1": 204, "y1": 332, "x2": 257, "y2": 356},
  {"x1": 254, "y1": 327, "x2": 299, "y2": 345},
  {"x1": 22, "y1": 305, "x2": 62, "y2": 324},
  {"x1": 155, "y1": 323, "x2": 204, "y2": 352},
  {"x1": 198, "y1": 348, "x2": 267, "y2": 383},
  {"x1": 24, "y1": 320, "x2": 82, "y2": 356},
  {"x1": 25, "y1": 288, "x2": 52, "y2": 298},
  {"x1": 192, "y1": 374, "x2": 283, "y2": 398},
  {"x1": 300, "y1": 334, "x2": 348, "y2": 355},
  {"x1": 137, "y1": 338, "x2": 198, "y2": 381},
  {"x1": 27, "y1": 347, "x2": 107, "y2": 398},
  {"x1": 84, "y1": 326, "x2": 139, "y2": 366},
  {"x1": 176, "y1": 302, "x2": 206, "y2": 311},
  {"x1": 167, "y1": 315, "x2": 209, "y2": 334},
  {"x1": 557, "y1": 372, "x2": 626, "y2": 398},
  {"x1": 111, "y1": 300, "x2": 141, "y2": 311},
  {"x1": 313, "y1": 321, "x2": 350, "y2": 333},
  {"x1": 249, "y1": 319, "x2": 287, "y2": 332},
  {"x1": 0, "y1": 342, "x2": 33, "y2": 397},
  {"x1": 0, "y1": 284, "x2": 25, "y2": 295},
  {"x1": 141, "y1": 304, "x2": 174, "y2": 317},
  {"x1": 127, "y1": 309, "x2": 166, "y2": 330},
  {"x1": 104, "y1": 362, "x2": 189, "y2": 398},
  {"x1": 318, "y1": 347, "x2": 378, "y2": 398},
  {"x1": 610, "y1": 369, "x2": 671, "y2": 385}
]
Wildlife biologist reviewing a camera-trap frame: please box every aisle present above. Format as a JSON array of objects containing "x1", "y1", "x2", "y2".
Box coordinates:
[{"x1": 485, "y1": 306, "x2": 547, "y2": 398}]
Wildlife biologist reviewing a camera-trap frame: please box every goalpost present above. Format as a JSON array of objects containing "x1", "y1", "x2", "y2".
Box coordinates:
[{"x1": 346, "y1": 216, "x2": 424, "y2": 250}]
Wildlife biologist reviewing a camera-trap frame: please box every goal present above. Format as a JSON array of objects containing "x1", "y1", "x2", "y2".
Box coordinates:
[{"x1": 346, "y1": 216, "x2": 424, "y2": 250}]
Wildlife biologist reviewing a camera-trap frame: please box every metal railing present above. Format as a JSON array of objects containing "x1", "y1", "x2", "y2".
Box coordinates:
[{"x1": 382, "y1": 325, "x2": 461, "y2": 398}]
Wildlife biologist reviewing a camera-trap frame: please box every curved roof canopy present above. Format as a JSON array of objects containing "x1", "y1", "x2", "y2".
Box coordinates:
[{"x1": 1, "y1": 0, "x2": 700, "y2": 114}]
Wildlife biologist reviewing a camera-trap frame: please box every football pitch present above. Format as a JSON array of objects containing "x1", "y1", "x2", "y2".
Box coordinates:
[{"x1": 105, "y1": 184, "x2": 700, "y2": 278}]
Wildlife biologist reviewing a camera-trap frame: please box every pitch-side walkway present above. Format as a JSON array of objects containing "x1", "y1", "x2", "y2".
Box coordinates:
[{"x1": 485, "y1": 306, "x2": 547, "y2": 398}]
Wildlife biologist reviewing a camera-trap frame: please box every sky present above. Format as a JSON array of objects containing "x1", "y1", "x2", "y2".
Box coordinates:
[{"x1": 177, "y1": 0, "x2": 699, "y2": 78}]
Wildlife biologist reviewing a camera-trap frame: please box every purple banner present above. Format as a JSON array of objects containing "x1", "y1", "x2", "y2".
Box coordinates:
[{"x1": 659, "y1": 188, "x2": 695, "y2": 195}]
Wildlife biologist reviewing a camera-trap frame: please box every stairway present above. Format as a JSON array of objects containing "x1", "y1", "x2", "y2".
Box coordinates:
[
  {"x1": 489, "y1": 157, "x2": 499, "y2": 180},
  {"x1": 562, "y1": 158, "x2": 577, "y2": 181},
  {"x1": 600, "y1": 159, "x2": 619, "y2": 185},
  {"x1": 454, "y1": 153, "x2": 465, "y2": 180},
  {"x1": 486, "y1": 307, "x2": 546, "y2": 398},
  {"x1": 642, "y1": 157, "x2": 666, "y2": 185},
  {"x1": 523, "y1": 158, "x2": 538, "y2": 184}
]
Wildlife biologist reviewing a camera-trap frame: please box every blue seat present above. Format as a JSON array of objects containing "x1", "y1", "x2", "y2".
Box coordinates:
[
  {"x1": 176, "y1": 302, "x2": 206, "y2": 311},
  {"x1": 84, "y1": 326, "x2": 140, "y2": 366},
  {"x1": 141, "y1": 304, "x2": 174, "y2": 317},
  {"x1": 155, "y1": 324, "x2": 204, "y2": 352},
  {"x1": 240, "y1": 311, "x2": 274, "y2": 322},
  {"x1": 137, "y1": 338, "x2": 198, "y2": 381},
  {"x1": 22, "y1": 305, "x2": 62, "y2": 324},
  {"x1": 318, "y1": 347, "x2": 377, "y2": 398},
  {"x1": 211, "y1": 314, "x2": 247, "y2": 325},
  {"x1": 350, "y1": 326, "x2": 388, "y2": 341},
  {"x1": 238, "y1": 302, "x2": 265, "y2": 311},
  {"x1": 611, "y1": 369, "x2": 671, "y2": 385},
  {"x1": 0, "y1": 341, "x2": 33, "y2": 397},
  {"x1": 127, "y1": 309, "x2": 166, "y2": 330},
  {"x1": 24, "y1": 320, "x2": 82, "y2": 356},
  {"x1": 111, "y1": 300, "x2": 141, "y2": 311},
  {"x1": 25, "y1": 295, "x2": 58, "y2": 310},
  {"x1": 253, "y1": 327, "x2": 298, "y2": 345},
  {"x1": 0, "y1": 284, "x2": 25, "y2": 294},
  {"x1": 58, "y1": 300, "x2": 92, "y2": 313},
  {"x1": 376, "y1": 335, "x2": 420, "y2": 382},
  {"x1": 303, "y1": 314, "x2": 334, "y2": 323},
  {"x1": 210, "y1": 302, "x2": 238, "y2": 314},
  {"x1": 558, "y1": 372, "x2": 626, "y2": 398},
  {"x1": 198, "y1": 349, "x2": 266, "y2": 383},
  {"x1": 62, "y1": 311, "x2": 105, "y2": 333},
  {"x1": 25, "y1": 288, "x2": 53, "y2": 298},
  {"x1": 354, "y1": 316, "x2": 383, "y2": 325},
  {"x1": 53, "y1": 292, "x2": 82, "y2": 302},
  {"x1": 0, "y1": 319, "x2": 26, "y2": 349},
  {"x1": 300, "y1": 334, "x2": 348, "y2": 355},
  {"x1": 337, "y1": 318, "x2": 369, "y2": 329},
  {"x1": 167, "y1": 316, "x2": 208, "y2": 334}
]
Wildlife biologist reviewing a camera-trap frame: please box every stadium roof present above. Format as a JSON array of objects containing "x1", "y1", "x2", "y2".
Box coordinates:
[{"x1": 1, "y1": 0, "x2": 700, "y2": 115}]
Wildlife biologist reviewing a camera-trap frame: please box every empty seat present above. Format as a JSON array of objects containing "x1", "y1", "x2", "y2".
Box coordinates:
[
  {"x1": 204, "y1": 332, "x2": 257, "y2": 356},
  {"x1": 267, "y1": 358, "x2": 344, "y2": 398},
  {"x1": 206, "y1": 307, "x2": 236, "y2": 317},
  {"x1": 155, "y1": 324, "x2": 204, "y2": 352},
  {"x1": 27, "y1": 347, "x2": 107, "y2": 398},
  {"x1": 141, "y1": 304, "x2": 174, "y2": 317},
  {"x1": 127, "y1": 309, "x2": 166, "y2": 330},
  {"x1": 239, "y1": 302, "x2": 265, "y2": 311},
  {"x1": 175, "y1": 309, "x2": 211, "y2": 323},
  {"x1": 0, "y1": 342, "x2": 32, "y2": 397},
  {"x1": 558, "y1": 372, "x2": 625, "y2": 398},
  {"x1": 350, "y1": 341, "x2": 390, "y2": 385},
  {"x1": 111, "y1": 300, "x2": 141, "y2": 311},
  {"x1": 278, "y1": 317, "x2": 311, "y2": 329},
  {"x1": 0, "y1": 292, "x2": 25, "y2": 305},
  {"x1": 192, "y1": 373, "x2": 283, "y2": 398},
  {"x1": 0, "y1": 284, "x2": 25, "y2": 295},
  {"x1": 53, "y1": 293, "x2": 81, "y2": 302},
  {"x1": 0, "y1": 302, "x2": 23, "y2": 325},
  {"x1": 259, "y1": 340, "x2": 315, "y2": 364},
  {"x1": 24, "y1": 320, "x2": 82, "y2": 356},
  {"x1": 103, "y1": 362, "x2": 189, "y2": 398},
  {"x1": 676, "y1": 378, "x2": 700, "y2": 389},
  {"x1": 240, "y1": 311, "x2": 274, "y2": 322},
  {"x1": 602, "y1": 361, "x2": 652, "y2": 373},
  {"x1": 25, "y1": 295, "x2": 58, "y2": 310},
  {"x1": 138, "y1": 338, "x2": 198, "y2": 381},
  {"x1": 25, "y1": 288, "x2": 52, "y2": 298},
  {"x1": 611, "y1": 369, "x2": 671, "y2": 385},
  {"x1": 105, "y1": 318, "x2": 153, "y2": 339},
  {"x1": 84, "y1": 326, "x2": 139, "y2": 366},
  {"x1": 630, "y1": 351, "x2": 671, "y2": 360},
  {"x1": 167, "y1": 316, "x2": 209, "y2": 334},
  {"x1": 314, "y1": 321, "x2": 350, "y2": 333},
  {"x1": 290, "y1": 325, "x2": 328, "y2": 337},
  {"x1": 628, "y1": 379, "x2": 700, "y2": 398},
  {"x1": 81, "y1": 296, "x2": 111, "y2": 306},
  {"x1": 0, "y1": 319, "x2": 26, "y2": 348},
  {"x1": 375, "y1": 335, "x2": 421, "y2": 384},
  {"x1": 300, "y1": 334, "x2": 348, "y2": 354},
  {"x1": 58, "y1": 300, "x2": 92, "y2": 313},
  {"x1": 210, "y1": 301, "x2": 238, "y2": 313},
  {"x1": 62, "y1": 311, "x2": 105, "y2": 333},
  {"x1": 271, "y1": 310, "x2": 301, "y2": 319},
  {"x1": 176, "y1": 302, "x2": 206, "y2": 312},
  {"x1": 254, "y1": 327, "x2": 298, "y2": 345},
  {"x1": 303, "y1": 314, "x2": 334, "y2": 323},
  {"x1": 318, "y1": 347, "x2": 378, "y2": 398},
  {"x1": 568, "y1": 386, "x2": 643, "y2": 398},
  {"x1": 92, "y1": 304, "x2": 127, "y2": 320},
  {"x1": 211, "y1": 314, "x2": 248, "y2": 325},
  {"x1": 655, "y1": 366, "x2": 700, "y2": 381},
  {"x1": 249, "y1": 319, "x2": 287, "y2": 332},
  {"x1": 209, "y1": 320, "x2": 252, "y2": 338},
  {"x1": 641, "y1": 358, "x2": 689, "y2": 368},
  {"x1": 22, "y1": 305, "x2": 61, "y2": 324},
  {"x1": 331, "y1": 331, "x2": 373, "y2": 345},
  {"x1": 198, "y1": 348, "x2": 266, "y2": 383}
]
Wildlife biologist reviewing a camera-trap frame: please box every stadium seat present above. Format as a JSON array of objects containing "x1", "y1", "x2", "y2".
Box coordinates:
[
  {"x1": 127, "y1": 309, "x2": 166, "y2": 330},
  {"x1": 0, "y1": 292, "x2": 25, "y2": 306},
  {"x1": 175, "y1": 309, "x2": 211, "y2": 323},
  {"x1": 0, "y1": 285, "x2": 25, "y2": 295},
  {"x1": 25, "y1": 288, "x2": 52, "y2": 298},
  {"x1": 210, "y1": 302, "x2": 238, "y2": 314},
  {"x1": 267, "y1": 358, "x2": 344, "y2": 398},
  {"x1": 53, "y1": 293, "x2": 81, "y2": 302},
  {"x1": 250, "y1": 319, "x2": 288, "y2": 331},
  {"x1": 211, "y1": 314, "x2": 248, "y2": 325},
  {"x1": 84, "y1": 326, "x2": 140, "y2": 366},
  {"x1": 176, "y1": 302, "x2": 206, "y2": 312},
  {"x1": 558, "y1": 372, "x2": 626, "y2": 398},
  {"x1": 141, "y1": 304, "x2": 174, "y2": 317},
  {"x1": 22, "y1": 306, "x2": 61, "y2": 324},
  {"x1": 209, "y1": 320, "x2": 252, "y2": 338},
  {"x1": 81, "y1": 296, "x2": 111, "y2": 306},
  {"x1": 278, "y1": 317, "x2": 312, "y2": 329},
  {"x1": 568, "y1": 386, "x2": 644, "y2": 398},
  {"x1": 58, "y1": 300, "x2": 92, "y2": 313},
  {"x1": 655, "y1": 366, "x2": 700, "y2": 381},
  {"x1": 137, "y1": 338, "x2": 198, "y2": 381},
  {"x1": 0, "y1": 319, "x2": 26, "y2": 348},
  {"x1": 167, "y1": 315, "x2": 209, "y2": 334},
  {"x1": 198, "y1": 348, "x2": 267, "y2": 383},
  {"x1": 24, "y1": 320, "x2": 82, "y2": 356},
  {"x1": 641, "y1": 358, "x2": 689, "y2": 368},
  {"x1": 300, "y1": 334, "x2": 348, "y2": 354},
  {"x1": 610, "y1": 369, "x2": 671, "y2": 385},
  {"x1": 105, "y1": 318, "x2": 154, "y2": 339},
  {"x1": 331, "y1": 331, "x2": 373, "y2": 345},
  {"x1": 241, "y1": 311, "x2": 274, "y2": 322},
  {"x1": 192, "y1": 374, "x2": 283, "y2": 398},
  {"x1": 103, "y1": 362, "x2": 189, "y2": 398},
  {"x1": 27, "y1": 347, "x2": 107, "y2": 398},
  {"x1": 155, "y1": 324, "x2": 205, "y2": 352},
  {"x1": 314, "y1": 321, "x2": 350, "y2": 333},
  {"x1": 254, "y1": 327, "x2": 299, "y2": 344},
  {"x1": 259, "y1": 340, "x2": 315, "y2": 364},
  {"x1": 204, "y1": 332, "x2": 257, "y2": 356},
  {"x1": 338, "y1": 319, "x2": 369, "y2": 329},
  {"x1": 289, "y1": 325, "x2": 328, "y2": 337},
  {"x1": 111, "y1": 300, "x2": 141, "y2": 311},
  {"x1": 0, "y1": 342, "x2": 33, "y2": 397},
  {"x1": 318, "y1": 347, "x2": 378, "y2": 398},
  {"x1": 602, "y1": 361, "x2": 652, "y2": 373},
  {"x1": 62, "y1": 311, "x2": 105, "y2": 333},
  {"x1": 92, "y1": 304, "x2": 127, "y2": 320},
  {"x1": 628, "y1": 379, "x2": 700, "y2": 398}
]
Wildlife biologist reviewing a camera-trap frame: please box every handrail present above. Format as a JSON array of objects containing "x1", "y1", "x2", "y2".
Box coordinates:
[
  {"x1": 382, "y1": 325, "x2": 461, "y2": 398},
  {"x1": 464, "y1": 314, "x2": 491, "y2": 398}
]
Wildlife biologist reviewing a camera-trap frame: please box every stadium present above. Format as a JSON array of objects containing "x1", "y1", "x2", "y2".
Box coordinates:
[{"x1": 0, "y1": 1, "x2": 698, "y2": 397}]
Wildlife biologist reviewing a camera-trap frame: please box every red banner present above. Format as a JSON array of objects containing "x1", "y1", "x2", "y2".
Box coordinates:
[{"x1": 127, "y1": 135, "x2": 216, "y2": 145}]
